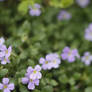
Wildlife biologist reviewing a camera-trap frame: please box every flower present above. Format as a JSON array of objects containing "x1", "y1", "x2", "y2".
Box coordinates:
[
  {"x1": 85, "y1": 23, "x2": 92, "y2": 41},
  {"x1": 0, "y1": 78, "x2": 14, "y2": 92},
  {"x1": 39, "y1": 53, "x2": 61, "y2": 70},
  {"x1": 22, "y1": 65, "x2": 42, "y2": 90},
  {"x1": 29, "y1": 65, "x2": 42, "y2": 80},
  {"x1": 0, "y1": 37, "x2": 5, "y2": 46},
  {"x1": 1, "y1": 45, "x2": 12, "y2": 58},
  {"x1": 29, "y1": 3, "x2": 41, "y2": 16},
  {"x1": 0, "y1": 37, "x2": 12, "y2": 65},
  {"x1": 76, "y1": 0, "x2": 90, "y2": 8},
  {"x1": 58, "y1": 10, "x2": 71, "y2": 21},
  {"x1": 61, "y1": 46, "x2": 80, "y2": 62},
  {"x1": 81, "y1": 52, "x2": 92, "y2": 65},
  {"x1": 0, "y1": 57, "x2": 10, "y2": 65},
  {"x1": 22, "y1": 77, "x2": 39, "y2": 90}
]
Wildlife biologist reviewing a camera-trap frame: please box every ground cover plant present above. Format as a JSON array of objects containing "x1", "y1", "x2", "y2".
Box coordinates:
[{"x1": 0, "y1": 0, "x2": 92, "y2": 92}]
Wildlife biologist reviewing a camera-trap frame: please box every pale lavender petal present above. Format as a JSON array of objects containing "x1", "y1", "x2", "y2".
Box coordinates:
[
  {"x1": 35, "y1": 65, "x2": 41, "y2": 71},
  {"x1": 22, "y1": 77, "x2": 29, "y2": 84},
  {"x1": 4, "y1": 88, "x2": 10, "y2": 92},
  {"x1": 8, "y1": 83, "x2": 14, "y2": 90},
  {"x1": 28, "y1": 82, "x2": 35, "y2": 90},
  {"x1": 39, "y1": 57, "x2": 45, "y2": 64},
  {"x1": 36, "y1": 72, "x2": 42, "y2": 79},
  {"x1": 2, "y1": 78, "x2": 9, "y2": 85},
  {"x1": 34, "y1": 79, "x2": 39, "y2": 86},
  {"x1": 0, "y1": 83, "x2": 3, "y2": 90}
]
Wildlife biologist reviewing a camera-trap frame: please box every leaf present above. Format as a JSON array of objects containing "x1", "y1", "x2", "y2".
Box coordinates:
[
  {"x1": 0, "y1": 69, "x2": 8, "y2": 77},
  {"x1": 19, "y1": 84, "x2": 29, "y2": 92},
  {"x1": 85, "y1": 87, "x2": 92, "y2": 92},
  {"x1": 41, "y1": 86, "x2": 53, "y2": 92}
]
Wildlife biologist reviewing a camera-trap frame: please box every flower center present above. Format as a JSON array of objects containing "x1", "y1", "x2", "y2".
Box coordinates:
[
  {"x1": 4, "y1": 85, "x2": 7, "y2": 89},
  {"x1": 4, "y1": 58, "x2": 7, "y2": 62},
  {"x1": 30, "y1": 79, "x2": 33, "y2": 82},
  {"x1": 5, "y1": 50, "x2": 8, "y2": 54},
  {"x1": 33, "y1": 70, "x2": 37, "y2": 74},
  {"x1": 53, "y1": 60, "x2": 56, "y2": 64},
  {"x1": 86, "y1": 56, "x2": 89, "y2": 60},
  {"x1": 68, "y1": 51, "x2": 72, "y2": 56},
  {"x1": 45, "y1": 61, "x2": 48, "y2": 64}
]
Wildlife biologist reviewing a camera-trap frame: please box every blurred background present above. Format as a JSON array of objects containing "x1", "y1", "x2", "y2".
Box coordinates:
[{"x1": 0, "y1": 0, "x2": 92, "y2": 92}]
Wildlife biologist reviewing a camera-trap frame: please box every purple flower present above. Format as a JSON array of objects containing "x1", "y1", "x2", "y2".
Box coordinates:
[
  {"x1": 29, "y1": 3, "x2": 41, "y2": 16},
  {"x1": 58, "y1": 10, "x2": 71, "y2": 21},
  {"x1": 0, "y1": 57, "x2": 10, "y2": 65},
  {"x1": 2, "y1": 46, "x2": 12, "y2": 58},
  {"x1": 0, "y1": 37, "x2": 5, "y2": 46},
  {"x1": 22, "y1": 65, "x2": 42, "y2": 90},
  {"x1": 61, "y1": 46, "x2": 80, "y2": 62},
  {"x1": 22, "y1": 77, "x2": 39, "y2": 90},
  {"x1": 76, "y1": 0, "x2": 90, "y2": 8},
  {"x1": 0, "y1": 78, "x2": 14, "y2": 92},
  {"x1": 85, "y1": 23, "x2": 92, "y2": 41},
  {"x1": 29, "y1": 65, "x2": 42, "y2": 80},
  {"x1": 81, "y1": 52, "x2": 92, "y2": 65},
  {"x1": 39, "y1": 53, "x2": 61, "y2": 70}
]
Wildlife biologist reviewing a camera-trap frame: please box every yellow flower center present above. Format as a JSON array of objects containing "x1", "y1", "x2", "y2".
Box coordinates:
[
  {"x1": 45, "y1": 61, "x2": 48, "y2": 64},
  {"x1": 4, "y1": 85, "x2": 7, "y2": 89},
  {"x1": 33, "y1": 70, "x2": 37, "y2": 74},
  {"x1": 86, "y1": 56, "x2": 89, "y2": 60},
  {"x1": 4, "y1": 58, "x2": 7, "y2": 62},
  {"x1": 5, "y1": 50, "x2": 8, "y2": 54},
  {"x1": 30, "y1": 79, "x2": 33, "y2": 82},
  {"x1": 68, "y1": 51, "x2": 72, "y2": 56}
]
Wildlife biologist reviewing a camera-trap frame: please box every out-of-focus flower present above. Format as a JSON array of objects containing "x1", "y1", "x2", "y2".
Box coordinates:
[
  {"x1": 0, "y1": 78, "x2": 14, "y2": 92},
  {"x1": 0, "y1": 57, "x2": 10, "y2": 65},
  {"x1": 58, "y1": 10, "x2": 71, "y2": 21},
  {"x1": 22, "y1": 65, "x2": 42, "y2": 90},
  {"x1": 29, "y1": 3, "x2": 41, "y2": 16},
  {"x1": 39, "y1": 53, "x2": 61, "y2": 70},
  {"x1": 61, "y1": 46, "x2": 80, "y2": 62},
  {"x1": 0, "y1": 37, "x2": 12, "y2": 65},
  {"x1": 1, "y1": 45, "x2": 12, "y2": 58},
  {"x1": 0, "y1": 37, "x2": 5, "y2": 46},
  {"x1": 76, "y1": 0, "x2": 90, "y2": 8},
  {"x1": 29, "y1": 65, "x2": 42, "y2": 80},
  {"x1": 85, "y1": 23, "x2": 92, "y2": 41},
  {"x1": 81, "y1": 52, "x2": 92, "y2": 65},
  {"x1": 22, "y1": 77, "x2": 39, "y2": 90}
]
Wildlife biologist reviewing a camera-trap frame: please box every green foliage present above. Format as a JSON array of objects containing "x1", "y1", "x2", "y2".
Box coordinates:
[{"x1": 0, "y1": 0, "x2": 92, "y2": 92}]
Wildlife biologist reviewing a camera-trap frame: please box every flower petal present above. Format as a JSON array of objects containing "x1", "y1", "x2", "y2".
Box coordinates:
[
  {"x1": 8, "y1": 83, "x2": 14, "y2": 90},
  {"x1": 28, "y1": 82, "x2": 35, "y2": 90},
  {"x1": 2, "y1": 78, "x2": 9, "y2": 85},
  {"x1": 0, "y1": 83, "x2": 3, "y2": 90}
]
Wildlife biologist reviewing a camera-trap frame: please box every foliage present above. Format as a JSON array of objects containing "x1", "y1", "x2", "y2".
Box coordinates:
[{"x1": 0, "y1": 0, "x2": 92, "y2": 92}]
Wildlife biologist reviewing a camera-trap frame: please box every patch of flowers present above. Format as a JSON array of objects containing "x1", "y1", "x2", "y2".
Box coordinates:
[{"x1": 0, "y1": 37, "x2": 12, "y2": 65}]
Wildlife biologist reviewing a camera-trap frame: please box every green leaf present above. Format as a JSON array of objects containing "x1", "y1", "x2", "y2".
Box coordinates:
[
  {"x1": 19, "y1": 84, "x2": 29, "y2": 92},
  {"x1": 0, "y1": 69, "x2": 8, "y2": 77},
  {"x1": 85, "y1": 87, "x2": 92, "y2": 92},
  {"x1": 41, "y1": 86, "x2": 53, "y2": 92},
  {"x1": 49, "y1": 80, "x2": 58, "y2": 86}
]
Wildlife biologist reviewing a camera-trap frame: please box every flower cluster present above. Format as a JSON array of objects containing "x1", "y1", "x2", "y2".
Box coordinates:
[
  {"x1": 39, "y1": 53, "x2": 61, "y2": 70},
  {"x1": 0, "y1": 37, "x2": 12, "y2": 65},
  {"x1": 22, "y1": 65, "x2": 42, "y2": 90},
  {"x1": 81, "y1": 52, "x2": 92, "y2": 65},
  {"x1": 29, "y1": 3, "x2": 41, "y2": 16},
  {"x1": 76, "y1": 0, "x2": 90, "y2": 8},
  {"x1": 0, "y1": 78, "x2": 14, "y2": 92},
  {"x1": 61, "y1": 46, "x2": 80, "y2": 62},
  {"x1": 85, "y1": 23, "x2": 92, "y2": 41},
  {"x1": 58, "y1": 10, "x2": 71, "y2": 21}
]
